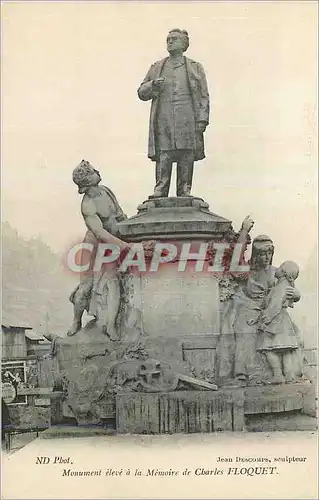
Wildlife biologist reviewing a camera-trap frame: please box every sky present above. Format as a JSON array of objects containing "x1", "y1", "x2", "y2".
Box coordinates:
[{"x1": 2, "y1": 1, "x2": 318, "y2": 268}]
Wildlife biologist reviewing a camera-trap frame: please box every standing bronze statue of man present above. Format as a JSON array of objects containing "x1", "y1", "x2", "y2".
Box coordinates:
[{"x1": 138, "y1": 29, "x2": 210, "y2": 198}]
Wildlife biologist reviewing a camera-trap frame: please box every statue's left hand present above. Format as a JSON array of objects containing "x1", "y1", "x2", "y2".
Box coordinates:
[
  {"x1": 286, "y1": 287, "x2": 301, "y2": 301},
  {"x1": 196, "y1": 121, "x2": 207, "y2": 134}
]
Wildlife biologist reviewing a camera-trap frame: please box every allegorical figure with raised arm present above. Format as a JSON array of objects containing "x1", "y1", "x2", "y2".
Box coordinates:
[{"x1": 138, "y1": 29, "x2": 210, "y2": 198}]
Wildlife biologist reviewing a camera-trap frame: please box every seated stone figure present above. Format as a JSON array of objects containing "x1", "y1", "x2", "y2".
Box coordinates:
[{"x1": 67, "y1": 160, "x2": 129, "y2": 339}]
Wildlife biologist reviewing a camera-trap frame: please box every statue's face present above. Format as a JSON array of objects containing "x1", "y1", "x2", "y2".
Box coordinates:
[
  {"x1": 83, "y1": 168, "x2": 101, "y2": 188},
  {"x1": 166, "y1": 32, "x2": 185, "y2": 54},
  {"x1": 91, "y1": 169, "x2": 101, "y2": 185},
  {"x1": 256, "y1": 248, "x2": 273, "y2": 268}
]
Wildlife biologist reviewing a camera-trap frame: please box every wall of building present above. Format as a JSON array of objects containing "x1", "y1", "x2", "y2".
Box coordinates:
[
  {"x1": 2, "y1": 327, "x2": 27, "y2": 359},
  {"x1": 1, "y1": 326, "x2": 54, "y2": 430}
]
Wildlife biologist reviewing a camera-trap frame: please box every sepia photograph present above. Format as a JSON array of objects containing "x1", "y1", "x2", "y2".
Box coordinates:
[{"x1": 1, "y1": 1, "x2": 318, "y2": 499}]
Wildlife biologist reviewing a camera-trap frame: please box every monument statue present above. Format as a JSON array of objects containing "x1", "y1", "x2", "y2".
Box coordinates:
[
  {"x1": 67, "y1": 160, "x2": 129, "y2": 339},
  {"x1": 254, "y1": 260, "x2": 303, "y2": 384},
  {"x1": 138, "y1": 29, "x2": 210, "y2": 198},
  {"x1": 219, "y1": 235, "x2": 302, "y2": 386},
  {"x1": 48, "y1": 33, "x2": 315, "y2": 434}
]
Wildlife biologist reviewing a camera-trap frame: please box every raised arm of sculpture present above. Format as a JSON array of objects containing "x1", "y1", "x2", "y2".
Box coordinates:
[{"x1": 237, "y1": 215, "x2": 255, "y2": 244}]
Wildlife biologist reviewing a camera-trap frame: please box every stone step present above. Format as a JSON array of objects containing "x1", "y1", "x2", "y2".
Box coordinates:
[
  {"x1": 245, "y1": 411, "x2": 317, "y2": 432},
  {"x1": 244, "y1": 382, "x2": 315, "y2": 415},
  {"x1": 39, "y1": 424, "x2": 116, "y2": 439}
]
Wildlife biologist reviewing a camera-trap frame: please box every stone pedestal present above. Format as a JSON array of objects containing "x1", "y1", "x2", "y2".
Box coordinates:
[
  {"x1": 139, "y1": 264, "x2": 220, "y2": 337},
  {"x1": 116, "y1": 383, "x2": 316, "y2": 435},
  {"x1": 51, "y1": 195, "x2": 316, "y2": 434},
  {"x1": 116, "y1": 390, "x2": 245, "y2": 434},
  {"x1": 117, "y1": 196, "x2": 232, "y2": 374},
  {"x1": 117, "y1": 196, "x2": 232, "y2": 242}
]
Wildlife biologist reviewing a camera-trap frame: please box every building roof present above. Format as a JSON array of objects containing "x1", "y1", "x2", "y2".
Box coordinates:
[
  {"x1": 24, "y1": 330, "x2": 47, "y2": 342},
  {"x1": 1, "y1": 314, "x2": 32, "y2": 330},
  {"x1": 1, "y1": 324, "x2": 49, "y2": 344}
]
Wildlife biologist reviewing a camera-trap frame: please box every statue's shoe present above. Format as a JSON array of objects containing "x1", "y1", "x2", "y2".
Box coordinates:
[{"x1": 148, "y1": 191, "x2": 165, "y2": 199}]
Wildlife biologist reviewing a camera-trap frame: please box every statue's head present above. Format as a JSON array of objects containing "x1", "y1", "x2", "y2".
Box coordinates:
[
  {"x1": 275, "y1": 261, "x2": 299, "y2": 283},
  {"x1": 166, "y1": 29, "x2": 189, "y2": 54},
  {"x1": 250, "y1": 234, "x2": 274, "y2": 270},
  {"x1": 72, "y1": 160, "x2": 101, "y2": 194}
]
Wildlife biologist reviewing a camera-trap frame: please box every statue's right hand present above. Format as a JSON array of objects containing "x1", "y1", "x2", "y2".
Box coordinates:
[
  {"x1": 152, "y1": 78, "x2": 165, "y2": 92},
  {"x1": 241, "y1": 215, "x2": 254, "y2": 233}
]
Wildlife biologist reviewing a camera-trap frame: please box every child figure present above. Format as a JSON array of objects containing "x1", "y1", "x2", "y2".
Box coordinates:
[{"x1": 256, "y1": 261, "x2": 301, "y2": 384}]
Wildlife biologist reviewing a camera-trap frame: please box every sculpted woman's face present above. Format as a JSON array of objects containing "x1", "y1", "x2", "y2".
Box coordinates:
[{"x1": 256, "y1": 248, "x2": 273, "y2": 268}]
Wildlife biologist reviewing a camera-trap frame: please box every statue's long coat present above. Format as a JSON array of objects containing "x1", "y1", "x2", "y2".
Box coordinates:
[{"x1": 138, "y1": 56, "x2": 210, "y2": 162}]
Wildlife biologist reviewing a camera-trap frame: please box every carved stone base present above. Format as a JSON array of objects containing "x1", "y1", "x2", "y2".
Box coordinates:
[
  {"x1": 117, "y1": 196, "x2": 232, "y2": 241},
  {"x1": 50, "y1": 325, "x2": 218, "y2": 426},
  {"x1": 244, "y1": 382, "x2": 316, "y2": 417},
  {"x1": 115, "y1": 383, "x2": 316, "y2": 435},
  {"x1": 116, "y1": 390, "x2": 245, "y2": 434},
  {"x1": 51, "y1": 320, "x2": 316, "y2": 430}
]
